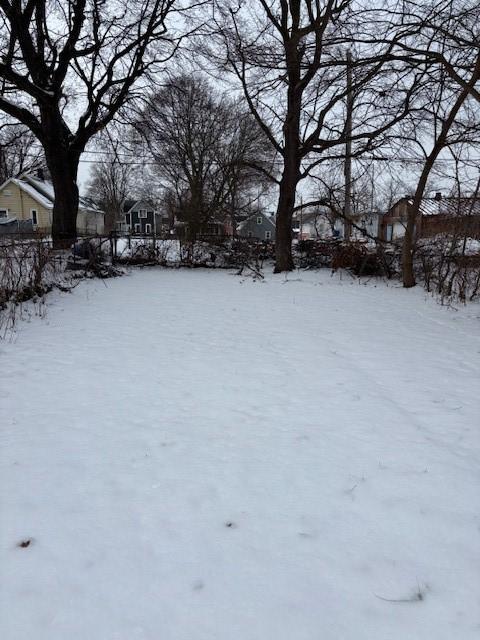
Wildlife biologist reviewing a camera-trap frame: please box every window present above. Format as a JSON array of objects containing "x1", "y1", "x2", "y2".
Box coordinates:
[
  {"x1": 4, "y1": 189, "x2": 11, "y2": 196},
  {"x1": 145, "y1": 223, "x2": 152, "y2": 234},
  {"x1": 31, "y1": 209, "x2": 38, "y2": 227},
  {"x1": 386, "y1": 224, "x2": 393, "y2": 241},
  {"x1": 134, "y1": 223, "x2": 141, "y2": 233},
  {"x1": 265, "y1": 230, "x2": 271, "y2": 240},
  {"x1": 139, "y1": 209, "x2": 147, "y2": 219},
  {"x1": 256, "y1": 216, "x2": 262, "y2": 225},
  {"x1": 247, "y1": 230, "x2": 253, "y2": 238},
  {"x1": 0, "y1": 208, "x2": 7, "y2": 218},
  {"x1": 125, "y1": 213, "x2": 131, "y2": 225}
]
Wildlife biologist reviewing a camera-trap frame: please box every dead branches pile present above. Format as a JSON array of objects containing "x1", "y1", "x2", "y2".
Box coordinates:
[
  {"x1": 415, "y1": 236, "x2": 480, "y2": 303},
  {"x1": 297, "y1": 239, "x2": 396, "y2": 277},
  {"x1": 0, "y1": 237, "x2": 71, "y2": 335}
]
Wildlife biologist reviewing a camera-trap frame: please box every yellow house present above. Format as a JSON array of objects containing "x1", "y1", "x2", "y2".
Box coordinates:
[{"x1": 0, "y1": 173, "x2": 105, "y2": 234}]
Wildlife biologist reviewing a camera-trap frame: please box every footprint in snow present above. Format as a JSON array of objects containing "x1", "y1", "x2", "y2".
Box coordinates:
[{"x1": 17, "y1": 539, "x2": 32, "y2": 548}]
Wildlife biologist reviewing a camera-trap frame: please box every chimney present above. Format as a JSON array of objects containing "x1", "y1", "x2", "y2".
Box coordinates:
[{"x1": 434, "y1": 192, "x2": 442, "y2": 201}]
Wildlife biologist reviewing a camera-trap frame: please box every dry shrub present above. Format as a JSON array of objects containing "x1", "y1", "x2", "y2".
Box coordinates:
[
  {"x1": 416, "y1": 235, "x2": 480, "y2": 303},
  {"x1": 0, "y1": 236, "x2": 70, "y2": 336}
]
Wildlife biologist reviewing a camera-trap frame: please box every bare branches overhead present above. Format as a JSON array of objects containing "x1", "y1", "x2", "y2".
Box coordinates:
[{"x1": 0, "y1": 0, "x2": 183, "y2": 245}]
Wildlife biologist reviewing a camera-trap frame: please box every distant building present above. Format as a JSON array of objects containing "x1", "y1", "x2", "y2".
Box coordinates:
[
  {"x1": 293, "y1": 210, "x2": 334, "y2": 240},
  {"x1": 237, "y1": 212, "x2": 275, "y2": 241},
  {"x1": 293, "y1": 208, "x2": 380, "y2": 241},
  {"x1": 0, "y1": 172, "x2": 105, "y2": 234},
  {"x1": 379, "y1": 194, "x2": 480, "y2": 241},
  {"x1": 335, "y1": 212, "x2": 381, "y2": 240},
  {"x1": 117, "y1": 199, "x2": 168, "y2": 234}
]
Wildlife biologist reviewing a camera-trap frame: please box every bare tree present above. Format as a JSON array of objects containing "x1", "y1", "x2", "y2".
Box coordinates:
[
  {"x1": 217, "y1": 106, "x2": 277, "y2": 235},
  {"x1": 0, "y1": 121, "x2": 44, "y2": 184},
  {"x1": 205, "y1": 1, "x2": 421, "y2": 271},
  {"x1": 135, "y1": 74, "x2": 274, "y2": 240},
  {"x1": 86, "y1": 131, "x2": 136, "y2": 233},
  {"x1": 0, "y1": 0, "x2": 181, "y2": 247},
  {"x1": 394, "y1": 1, "x2": 480, "y2": 104},
  {"x1": 391, "y1": 1, "x2": 480, "y2": 286}
]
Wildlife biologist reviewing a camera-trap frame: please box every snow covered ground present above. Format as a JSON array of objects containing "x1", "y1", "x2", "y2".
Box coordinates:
[{"x1": 1, "y1": 268, "x2": 479, "y2": 640}]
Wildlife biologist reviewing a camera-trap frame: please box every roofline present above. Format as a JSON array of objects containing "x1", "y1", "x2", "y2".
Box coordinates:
[
  {"x1": 1, "y1": 176, "x2": 104, "y2": 214},
  {"x1": 1, "y1": 177, "x2": 54, "y2": 209},
  {"x1": 239, "y1": 212, "x2": 276, "y2": 228},
  {"x1": 0, "y1": 177, "x2": 17, "y2": 192}
]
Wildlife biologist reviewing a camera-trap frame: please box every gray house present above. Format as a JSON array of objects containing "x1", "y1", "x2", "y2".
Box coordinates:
[
  {"x1": 118, "y1": 199, "x2": 156, "y2": 234},
  {"x1": 238, "y1": 212, "x2": 275, "y2": 241}
]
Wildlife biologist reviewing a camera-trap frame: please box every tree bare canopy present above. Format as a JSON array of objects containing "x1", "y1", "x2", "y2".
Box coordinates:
[
  {"x1": 0, "y1": 120, "x2": 45, "y2": 184},
  {"x1": 384, "y1": 0, "x2": 480, "y2": 287},
  {"x1": 86, "y1": 130, "x2": 137, "y2": 233},
  {"x1": 392, "y1": 1, "x2": 480, "y2": 104},
  {"x1": 134, "y1": 74, "x2": 275, "y2": 241},
  {"x1": 0, "y1": 0, "x2": 182, "y2": 246},
  {"x1": 203, "y1": 0, "x2": 424, "y2": 271}
]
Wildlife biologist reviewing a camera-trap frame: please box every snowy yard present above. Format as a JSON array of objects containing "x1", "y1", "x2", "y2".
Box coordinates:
[{"x1": 1, "y1": 268, "x2": 479, "y2": 640}]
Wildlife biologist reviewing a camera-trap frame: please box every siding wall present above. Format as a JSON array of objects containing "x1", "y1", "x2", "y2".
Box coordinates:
[
  {"x1": 238, "y1": 215, "x2": 275, "y2": 240},
  {"x1": 0, "y1": 182, "x2": 104, "y2": 234},
  {"x1": 0, "y1": 182, "x2": 52, "y2": 229}
]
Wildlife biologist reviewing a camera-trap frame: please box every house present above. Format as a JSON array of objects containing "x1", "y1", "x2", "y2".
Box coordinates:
[
  {"x1": 334, "y1": 212, "x2": 381, "y2": 240},
  {"x1": 379, "y1": 193, "x2": 480, "y2": 241},
  {"x1": 292, "y1": 209, "x2": 334, "y2": 240},
  {"x1": 237, "y1": 212, "x2": 276, "y2": 241},
  {"x1": 117, "y1": 199, "x2": 168, "y2": 234},
  {"x1": 0, "y1": 172, "x2": 105, "y2": 234},
  {"x1": 292, "y1": 208, "x2": 380, "y2": 241}
]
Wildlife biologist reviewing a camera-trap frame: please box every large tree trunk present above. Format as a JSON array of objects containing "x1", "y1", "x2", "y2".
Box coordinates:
[
  {"x1": 41, "y1": 109, "x2": 81, "y2": 249},
  {"x1": 402, "y1": 164, "x2": 434, "y2": 288},
  {"x1": 400, "y1": 78, "x2": 475, "y2": 288},
  {"x1": 274, "y1": 80, "x2": 301, "y2": 273},
  {"x1": 50, "y1": 167, "x2": 79, "y2": 248},
  {"x1": 402, "y1": 202, "x2": 417, "y2": 288},
  {"x1": 274, "y1": 169, "x2": 298, "y2": 272}
]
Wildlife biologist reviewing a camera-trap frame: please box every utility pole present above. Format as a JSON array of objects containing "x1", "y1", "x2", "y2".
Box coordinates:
[{"x1": 344, "y1": 50, "x2": 353, "y2": 240}]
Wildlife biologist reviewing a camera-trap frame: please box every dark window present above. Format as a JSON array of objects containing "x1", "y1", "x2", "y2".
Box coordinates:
[
  {"x1": 31, "y1": 209, "x2": 38, "y2": 226},
  {"x1": 125, "y1": 213, "x2": 131, "y2": 225}
]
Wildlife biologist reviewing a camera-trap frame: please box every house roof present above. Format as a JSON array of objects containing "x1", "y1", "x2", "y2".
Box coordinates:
[
  {"x1": 399, "y1": 196, "x2": 480, "y2": 217},
  {"x1": 0, "y1": 174, "x2": 104, "y2": 215},
  {"x1": 122, "y1": 198, "x2": 156, "y2": 213},
  {"x1": 237, "y1": 212, "x2": 276, "y2": 230},
  {"x1": 2, "y1": 177, "x2": 54, "y2": 208},
  {"x1": 122, "y1": 199, "x2": 138, "y2": 213}
]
